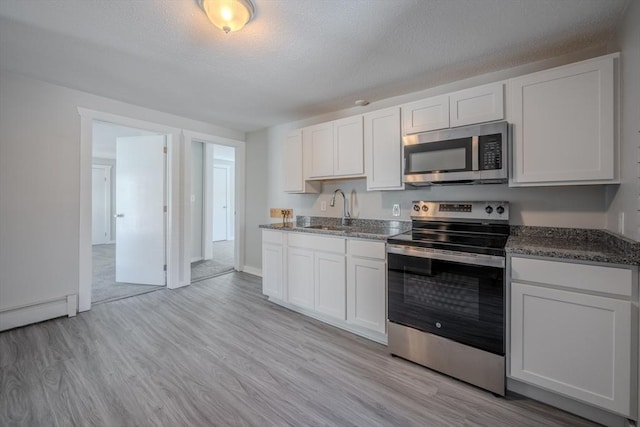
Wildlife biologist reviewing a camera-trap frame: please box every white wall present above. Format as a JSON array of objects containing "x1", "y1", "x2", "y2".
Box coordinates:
[
  {"x1": 0, "y1": 71, "x2": 244, "y2": 313},
  {"x1": 245, "y1": 129, "x2": 270, "y2": 272},
  {"x1": 605, "y1": 0, "x2": 640, "y2": 240},
  {"x1": 243, "y1": 47, "x2": 616, "y2": 271}
]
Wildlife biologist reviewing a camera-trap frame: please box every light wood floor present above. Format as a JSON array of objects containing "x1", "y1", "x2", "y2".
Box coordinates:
[{"x1": 0, "y1": 272, "x2": 596, "y2": 426}]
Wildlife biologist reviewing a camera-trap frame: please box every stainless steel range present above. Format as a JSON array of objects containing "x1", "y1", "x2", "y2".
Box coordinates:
[{"x1": 387, "y1": 201, "x2": 510, "y2": 395}]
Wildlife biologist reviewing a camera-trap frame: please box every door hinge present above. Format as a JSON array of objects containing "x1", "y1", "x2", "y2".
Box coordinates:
[
  {"x1": 163, "y1": 264, "x2": 167, "y2": 271},
  {"x1": 163, "y1": 146, "x2": 167, "y2": 154},
  {"x1": 163, "y1": 206, "x2": 167, "y2": 213}
]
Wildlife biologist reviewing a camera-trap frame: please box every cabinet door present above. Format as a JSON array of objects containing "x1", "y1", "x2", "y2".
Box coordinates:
[
  {"x1": 283, "y1": 130, "x2": 303, "y2": 192},
  {"x1": 304, "y1": 123, "x2": 334, "y2": 178},
  {"x1": 333, "y1": 116, "x2": 364, "y2": 176},
  {"x1": 449, "y1": 82, "x2": 504, "y2": 127},
  {"x1": 314, "y1": 252, "x2": 346, "y2": 320},
  {"x1": 262, "y1": 243, "x2": 283, "y2": 299},
  {"x1": 364, "y1": 107, "x2": 404, "y2": 191},
  {"x1": 287, "y1": 247, "x2": 315, "y2": 310},
  {"x1": 510, "y1": 281, "x2": 632, "y2": 416},
  {"x1": 347, "y1": 256, "x2": 386, "y2": 334},
  {"x1": 402, "y1": 94, "x2": 450, "y2": 135},
  {"x1": 509, "y1": 55, "x2": 616, "y2": 185}
]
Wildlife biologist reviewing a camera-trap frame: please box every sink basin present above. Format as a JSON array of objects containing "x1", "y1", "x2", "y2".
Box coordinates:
[{"x1": 303, "y1": 225, "x2": 350, "y2": 231}]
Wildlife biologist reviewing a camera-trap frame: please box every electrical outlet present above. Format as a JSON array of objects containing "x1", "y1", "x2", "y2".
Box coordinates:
[
  {"x1": 321, "y1": 201, "x2": 327, "y2": 211},
  {"x1": 392, "y1": 204, "x2": 400, "y2": 217},
  {"x1": 619, "y1": 212, "x2": 625, "y2": 234}
]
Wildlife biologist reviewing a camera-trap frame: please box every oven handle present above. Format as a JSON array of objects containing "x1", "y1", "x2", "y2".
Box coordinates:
[{"x1": 387, "y1": 244, "x2": 505, "y2": 268}]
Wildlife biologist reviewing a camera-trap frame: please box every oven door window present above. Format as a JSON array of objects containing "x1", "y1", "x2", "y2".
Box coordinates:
[
  {"x1": 404, "y1": 137, "x2": 472, "y2": 175},
  {"x1": 388, "y1": 252, "x2": 504, "y2": 355}
]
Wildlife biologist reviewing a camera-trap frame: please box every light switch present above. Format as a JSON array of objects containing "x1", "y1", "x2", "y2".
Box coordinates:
[
  {"x1": 392, "y1": 204, "x2": 400, "y2": 217},
  {"x1": 321, "y1": 201, "x2": 327, "y2": 211}
]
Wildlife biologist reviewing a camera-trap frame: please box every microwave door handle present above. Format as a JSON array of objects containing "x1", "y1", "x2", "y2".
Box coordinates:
[{"x1": 472, "y1": 135, "x2": 479, "y2": 171}]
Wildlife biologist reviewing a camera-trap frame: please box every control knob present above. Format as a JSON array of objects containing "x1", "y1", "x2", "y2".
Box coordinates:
[
  {"x1": 485, "y1": 205, "x2": 493, "y2": 214},
  {"x1": 413, "y1": 204, "x2": 420, "y2": 212},
  {"x1": 421, "y1": 205, "x2": 429, "y2": 212},
  {"x1": 496, "y1": 205, "x2": 505, "y2": 215}
]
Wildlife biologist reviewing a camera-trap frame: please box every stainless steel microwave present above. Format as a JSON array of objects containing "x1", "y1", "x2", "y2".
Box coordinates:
[{"x1": 403, "y1": 121, "x2": 508, "y2": 185}]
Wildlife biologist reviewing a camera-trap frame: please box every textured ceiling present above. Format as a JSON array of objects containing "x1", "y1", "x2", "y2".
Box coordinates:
[{"x1": 0, "y1": 0, "x2": 630, "y2": 132}]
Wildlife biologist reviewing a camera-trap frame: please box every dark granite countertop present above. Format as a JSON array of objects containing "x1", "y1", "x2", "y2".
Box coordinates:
[
  {"x1": 506, "y1": 226, "x2": 640, "y2": 266},
  {"x1": 260, "y1": 216, "x2": 410, "y2": 241}
]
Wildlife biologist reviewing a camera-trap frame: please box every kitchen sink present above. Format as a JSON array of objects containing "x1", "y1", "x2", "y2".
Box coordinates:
[{"x1": 303, "y1": 224, "x2": 350, "y2": 231}]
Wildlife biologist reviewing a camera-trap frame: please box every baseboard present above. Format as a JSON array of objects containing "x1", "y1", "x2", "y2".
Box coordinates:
[
  {"x1": 507, "y1": 378, "x2": 632, "y2": 427},
  {"x1": 241, "y1": 265, "x2": 262, "y2": 277},
  {"x1": 0, "y1": 295, "x2": 77, "y2": 331},
  {"x1": 267, "y1": 297, "x2": 387, "y2": 345}
]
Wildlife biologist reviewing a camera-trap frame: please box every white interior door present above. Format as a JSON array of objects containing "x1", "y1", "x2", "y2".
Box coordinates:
[
  {"x1": 115, "y1": 135, "x2": 166, "y2": 285},
  {"x1": 212, "y1": 166, "x2": 228, "y2": 242},
  {"x1": 91, "y1": 165, "x2": 111, "y2": 244}
]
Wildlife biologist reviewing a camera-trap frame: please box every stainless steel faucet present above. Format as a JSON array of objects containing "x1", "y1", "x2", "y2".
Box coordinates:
[{"x1": 330, "y1": 189, "x2": 351, "y2": 225}]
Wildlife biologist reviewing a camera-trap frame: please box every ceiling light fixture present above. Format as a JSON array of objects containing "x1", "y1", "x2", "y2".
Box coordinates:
[
  {"x1": 200, "y1": 0, "x2": 255, "y2": 34},
  {"x1": 354, "y1": 100, "x2": 370, "y2": 107}
]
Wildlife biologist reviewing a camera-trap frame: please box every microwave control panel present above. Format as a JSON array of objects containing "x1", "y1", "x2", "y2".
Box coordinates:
[{"x1": 479, "y1": 134, "x2": 502, "y2": 170}]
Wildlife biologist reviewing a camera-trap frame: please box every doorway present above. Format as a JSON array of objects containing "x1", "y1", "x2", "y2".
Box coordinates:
[
  {"x1": 91, "y1": 121, "x2": 167, "y2": 304},
  {"x1": 190, "y1": 141, "x2": 236, "y2": 282}
]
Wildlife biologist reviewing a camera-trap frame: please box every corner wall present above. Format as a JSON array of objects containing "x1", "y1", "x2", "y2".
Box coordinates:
[
  {"x1": 0, "y1": 71, "x2": 244, "y2": 315},
  {"x1": 606, "y1": 0, "x2": 640, "y2": 240}
]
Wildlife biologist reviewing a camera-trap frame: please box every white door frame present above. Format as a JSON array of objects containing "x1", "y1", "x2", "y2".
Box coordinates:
[
  {"x1": 78, "y1": 108, "x2": 184, "y2": 312},
  {"x1": 184, "y1": 131, "x2": 246, "y2": 280},
  {"x1": 91, "y1": 164, "x2": 112, "y2": 244}
]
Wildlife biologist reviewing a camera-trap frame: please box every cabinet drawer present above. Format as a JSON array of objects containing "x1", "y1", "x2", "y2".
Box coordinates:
[
  {"x1": 288, "y1": 233, "x2": 345, "y2": 253},
  {"x1": 349, "y1": 239, "x2": 385, "y2": 259},
  {"x1": 511, "y1": 257, "x2": 633, "y2": 297},
  {"x1": 262, "y1": 230, "x2": 283, "y2": 245}
]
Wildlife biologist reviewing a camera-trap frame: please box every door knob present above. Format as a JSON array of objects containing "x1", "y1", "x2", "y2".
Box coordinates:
[{"x1": 114, "y1": 213, "x2": 124, "y2": 218}]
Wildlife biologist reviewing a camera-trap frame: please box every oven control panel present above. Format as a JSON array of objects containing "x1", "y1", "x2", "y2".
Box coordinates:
[{"x1": 411, "y1": 201, "x2": 509, "y2": 221}]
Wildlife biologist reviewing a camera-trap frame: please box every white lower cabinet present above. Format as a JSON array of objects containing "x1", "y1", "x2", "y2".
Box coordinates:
[
  {"x1": 509, "y1": 256, "x2": 637, "y2": 418},
  {"x1": 262, "y1": 230, "x2": 284, "y2": 299},
  {"x1": 347, "y1": 255, "x2": 386, "y2": 334},
  {"x1": 287, "y1": 233, "x2": 345, "y2": 316},
  {"x1": 261, "y1": 230, "x2": 388, "y2": 343},
  {"x1": 287, "y1": 246, "x2": 315, "y2": 310},
  {"x1": 314, "y1": 252, "x2": 346, "y2": 320}
]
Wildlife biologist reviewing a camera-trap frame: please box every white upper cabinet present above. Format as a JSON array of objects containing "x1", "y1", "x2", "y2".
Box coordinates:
[
  {"x1": 449, "y1": 82, "x2": 504, "y2": 127},
  {"x1": 402, "y1": 94, "x2": 450, "y2": 135},
  {"x1": 402, "y1": 82, "x2": 505, "y2": 135},
  {"x1": 333, "y1": 116, "x2": 364, "y2": 176},
  {"x1": 305, "y1": 122, "x2": 335, "y2": 178},
  {"x1": 509, "y1": 54, "x2": 618, "y2": 186},
  {"x1": 305, "y1": 117, "x2": 364, "y2": 179},
  {"x1": 364, "y1": 107, "x2": 404, "y2": 191},
  {"x1": 283, "y1": 130, "x2": 320, "y2": 193},
  {"x1": 283, "y1": 130, "x2": 304, "y2": 192}
]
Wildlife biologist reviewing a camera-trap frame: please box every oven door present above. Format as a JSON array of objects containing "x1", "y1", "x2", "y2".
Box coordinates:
[{"x1": 387, "y1": 245, "x2": 505, "y2": 355}]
